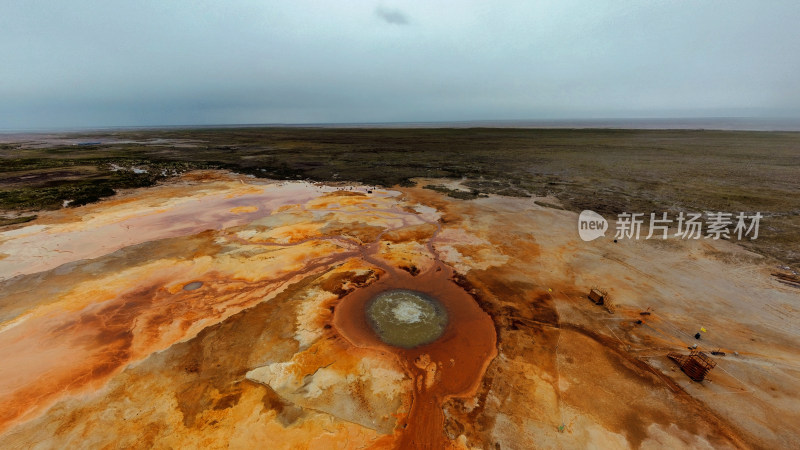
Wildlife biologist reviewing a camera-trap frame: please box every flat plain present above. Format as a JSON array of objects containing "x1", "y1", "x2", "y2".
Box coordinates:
[{"x1": 0, "y1": 128, "x2": 798, "y2": 449}]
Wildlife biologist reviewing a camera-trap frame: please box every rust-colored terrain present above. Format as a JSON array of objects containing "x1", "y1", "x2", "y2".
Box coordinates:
[{"x1": 1, "y1": 172, "x2": 798, "y2": 449}]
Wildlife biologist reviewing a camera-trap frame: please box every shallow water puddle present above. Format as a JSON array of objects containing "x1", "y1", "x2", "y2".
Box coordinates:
[{"x1": 366, "y1": 289, "x2": 448, "y2": 348}]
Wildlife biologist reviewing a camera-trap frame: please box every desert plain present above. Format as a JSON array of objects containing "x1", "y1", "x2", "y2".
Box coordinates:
[{"x1": 0, "y1": 128, "x2": 799, "y2": 449}]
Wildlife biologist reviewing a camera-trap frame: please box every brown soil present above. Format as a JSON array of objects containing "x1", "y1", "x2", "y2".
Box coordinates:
[
  {"x1": 334, "y1": 258, "x2": 496, "y2": 448},
  {"x1": 0, "y1": 172, "x2": 798, "y2": 449}
]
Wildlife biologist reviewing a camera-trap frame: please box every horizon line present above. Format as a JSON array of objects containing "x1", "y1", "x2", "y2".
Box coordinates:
[{"x1": 3, "y1": 116, "x2": 800, "y2": 134}]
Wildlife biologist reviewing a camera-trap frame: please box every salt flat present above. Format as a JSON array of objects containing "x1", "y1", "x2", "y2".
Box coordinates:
[{"x1": 0, "y1": 171, "x2": 797, "y2": 448}]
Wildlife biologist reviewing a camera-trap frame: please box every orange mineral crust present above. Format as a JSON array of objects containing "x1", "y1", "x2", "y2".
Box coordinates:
[
  {"x1": 1, "y1": 171, "x2": 799, "y2": 449},
  {"x1": 333, "y1": 259, "x2": 497, "y2": 449}
]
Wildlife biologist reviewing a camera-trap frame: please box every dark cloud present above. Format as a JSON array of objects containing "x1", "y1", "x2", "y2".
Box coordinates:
[
  {"x1": 375, "y1": 6, "x2": 409, "y2": 25},
  {"x1": 1, "y1": 1, "x2": 799, "y2": 130}
]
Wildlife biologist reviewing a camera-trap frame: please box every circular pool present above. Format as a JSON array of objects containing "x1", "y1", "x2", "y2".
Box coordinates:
[{"x1": 366, "y1": 289, "x2": 448, "y2": 348}]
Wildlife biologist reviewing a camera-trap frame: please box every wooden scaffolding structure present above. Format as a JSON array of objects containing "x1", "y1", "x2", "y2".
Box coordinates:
[{"x1": 668, "y1": 350, "x2": 717, "y2": 382}]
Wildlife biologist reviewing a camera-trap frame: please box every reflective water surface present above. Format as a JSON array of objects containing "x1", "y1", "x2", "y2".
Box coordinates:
[{"x1": 365, "y1": 289, "x2": 448, "y2": 348}]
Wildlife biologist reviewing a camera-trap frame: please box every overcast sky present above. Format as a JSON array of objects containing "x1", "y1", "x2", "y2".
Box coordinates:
[{"x1": 1, "y1": 0, "x2": 799, "y2": 129}]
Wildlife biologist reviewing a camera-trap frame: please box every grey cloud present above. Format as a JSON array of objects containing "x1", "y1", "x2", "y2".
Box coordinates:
[
  {"x1": 1, "y1": 1, "x2": 799, "y2": 130},
  {"x1": 375, "y1": 6, "x2": 409, "y2": 25}
]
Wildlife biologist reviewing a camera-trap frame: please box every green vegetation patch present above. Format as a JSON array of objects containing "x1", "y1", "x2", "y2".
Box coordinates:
[{"x1": 0, "y1": 215, "x2": 37, "y2": 227}]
